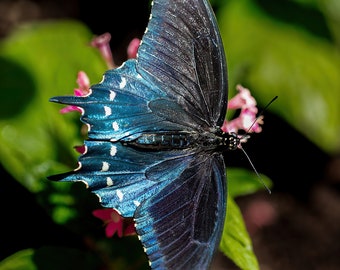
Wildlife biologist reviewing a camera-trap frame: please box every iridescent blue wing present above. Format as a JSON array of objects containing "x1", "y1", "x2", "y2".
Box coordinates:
[
  {"x1": 135, "y1": 153, "x2": 226, "y2": 269},
  {"x1": 49, "y1": 0, "x2": 228, "y2": 269},
  {"x1": 51, "y1": 0, "x2": 227, "y2": 140},
  {"x1": 49, "y1": 140, "x2": 198, "y2": 217},
  {"x1": 50, "y1": 141, "x2": 226, "y2": 269},
  {"x1": 137, "y1": 0, "x2": 228, "y2": 128},
  {"x1": 50, "y1": 60, "x2": 200, "y2": 141}
]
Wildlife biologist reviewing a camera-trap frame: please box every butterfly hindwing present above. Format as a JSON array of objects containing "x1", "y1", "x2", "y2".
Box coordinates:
[
  {"x1": 50, "y1": 140, "x2": 198, "y2": 217},
  {"x1": 135, "y1": 153, "x2": 226, "y2": 269}
]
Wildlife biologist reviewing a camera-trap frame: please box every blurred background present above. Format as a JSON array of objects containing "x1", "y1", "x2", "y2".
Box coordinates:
[{"x1": 0, "y1": 0, "x2": 339, "y2": 269}]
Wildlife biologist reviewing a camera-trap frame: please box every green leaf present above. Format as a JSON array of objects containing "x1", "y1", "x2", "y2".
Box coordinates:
[
  {"x1": 220, "y1": 197, "x2": 259, "y2": 270},
  {"x1": 221, "y1": 168, "x2": 272, "y2": 269},
  {"x1": 0, "y1": 249, "x2": 36, "y2": 270},
  {"x1": 218, "y1": 0, "x2": 340, "y2": 154},
  {"x1": 0, "y1": 20, "x2": 106, "y2": 192},
  {"x1": 228, "y1": 168, "x2": 273, "y2": 197}
]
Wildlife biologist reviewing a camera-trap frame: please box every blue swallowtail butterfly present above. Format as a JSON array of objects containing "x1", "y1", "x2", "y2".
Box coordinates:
[{"x1": 49, "y1": 0, "x2": 240, "y2": 268}]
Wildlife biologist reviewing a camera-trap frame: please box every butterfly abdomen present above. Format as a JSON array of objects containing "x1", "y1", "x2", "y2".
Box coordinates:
[{"x1": 125, "y1": 132, "x2": 199, "y2": 150}]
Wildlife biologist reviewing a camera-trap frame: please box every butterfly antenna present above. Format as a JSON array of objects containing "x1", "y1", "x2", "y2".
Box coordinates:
[
  {"x1": 243, "y1": 95, "x2": 278, "y2": 136},
  {"x1": 239, "y1": 146, "x2": 272, "y2": 194},
  {"x1": 259, "y1": 96, "x2": 278, "y2": 115},
  {"x1": 240, "y1": 96, "x2": 278, "y2": 194}
]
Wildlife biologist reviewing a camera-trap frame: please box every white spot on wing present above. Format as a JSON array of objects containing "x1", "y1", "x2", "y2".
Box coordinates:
[
  {"x1": 110, "y1": 145, "x2": 117, "y2": 156},
  {"x1": 116, "y1": 190, "x2": 124, "y2": 201},
  {"x1": 81, "y1": 88, "x2": 92, "y2": 97},
  {"x1": 133, "y1": 200, "x2": 140, "y2": 207},
  {"x1": 104, "y1": 106, "x2": 112, "y2": 116},
  {"x1": 112, "y1": 121, "x2": 119, "y2": 131},
  {"x1": 109, "y1": 90, "x2": 116, "y2": 101},
  {"x1": 119, "y1": 77, "x2": 127, "y2": 89},
  {"x1": 79, "y1": 107, "x2": 85, "y2": 115},
  {"x1": 106, "y1": 177, "x2": 113, "y2": 186},
  {"x1": 99, "y1": 75, "x2": 105, "y2": 84},
  {"x1": 78, "y1": 180, "x2": 89, "y2": 189},
  {"x1": 116, "y1": 62, "x2": 125, "y2": 70},
  {"x1": 115, "y1": 208, "x2": 122, "y2": 215},
  {"x1": 101, "y1": 161, "x2": 110, "y2": 172},
  {"x1": 74, "y1": 161, "x2": 82, "y2": 171},
  {"x1": 95, "y1": 194, "x2": 102, "y2": 202}
]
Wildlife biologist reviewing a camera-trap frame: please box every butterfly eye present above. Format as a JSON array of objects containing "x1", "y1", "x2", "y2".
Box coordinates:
[{"x1": 226, "y1": 132, "x2": 240, "y2": 150}]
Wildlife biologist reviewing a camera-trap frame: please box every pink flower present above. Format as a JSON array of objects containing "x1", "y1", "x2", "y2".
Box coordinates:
[
  {"x1": 92, "y1": 208, "x2": 135, "y2": 238},
  {"x1": 127, "y1": 38, "x2": 141, "y2": 59},
  {"x1": 222, "y1": 84, "x2": 263, "y2": 134},
  {"x1": 59, "y1": 71, "x2": 90, "y2": 114},
  {"x1": 90, "y1": 33, "x2": 115, "y2": 69},
  {"x1": 91, "y1": 33, "x2": 141, "y2": 69}
]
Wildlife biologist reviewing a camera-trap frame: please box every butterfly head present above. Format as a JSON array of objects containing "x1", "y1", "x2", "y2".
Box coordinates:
[{"x1": 221, "y1": 132, "x2": 240, "y2": 151}]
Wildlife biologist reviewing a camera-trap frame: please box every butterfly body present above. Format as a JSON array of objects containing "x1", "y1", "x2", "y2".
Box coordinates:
[
  {"x1": 50, "y1": 0, "x2": 231, "y2": 269},
  {"x1": 126, "y1": 130, "x2": 239, "y2": 151}
]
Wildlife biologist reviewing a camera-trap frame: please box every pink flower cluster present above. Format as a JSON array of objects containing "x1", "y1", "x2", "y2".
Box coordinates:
[
  {"x1": 92, "y1": 208, "x2": 135, "y2": 238},
  {"x1": 222, "y1": 85, "x2": 263, "y2": 134}
]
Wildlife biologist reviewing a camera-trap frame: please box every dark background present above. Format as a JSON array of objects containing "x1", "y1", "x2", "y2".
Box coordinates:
[{"x1": 1, "y1": 0, "x2": 339, "y2": 269}]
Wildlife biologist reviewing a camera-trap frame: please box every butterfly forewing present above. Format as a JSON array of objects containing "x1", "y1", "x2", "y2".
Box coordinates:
[
  {"x1": 137, "y1": 0, "x2": 228, "y2": 128},
  {"x1": 51, "y1": 60, "x2": 202, "y2": 141}
]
